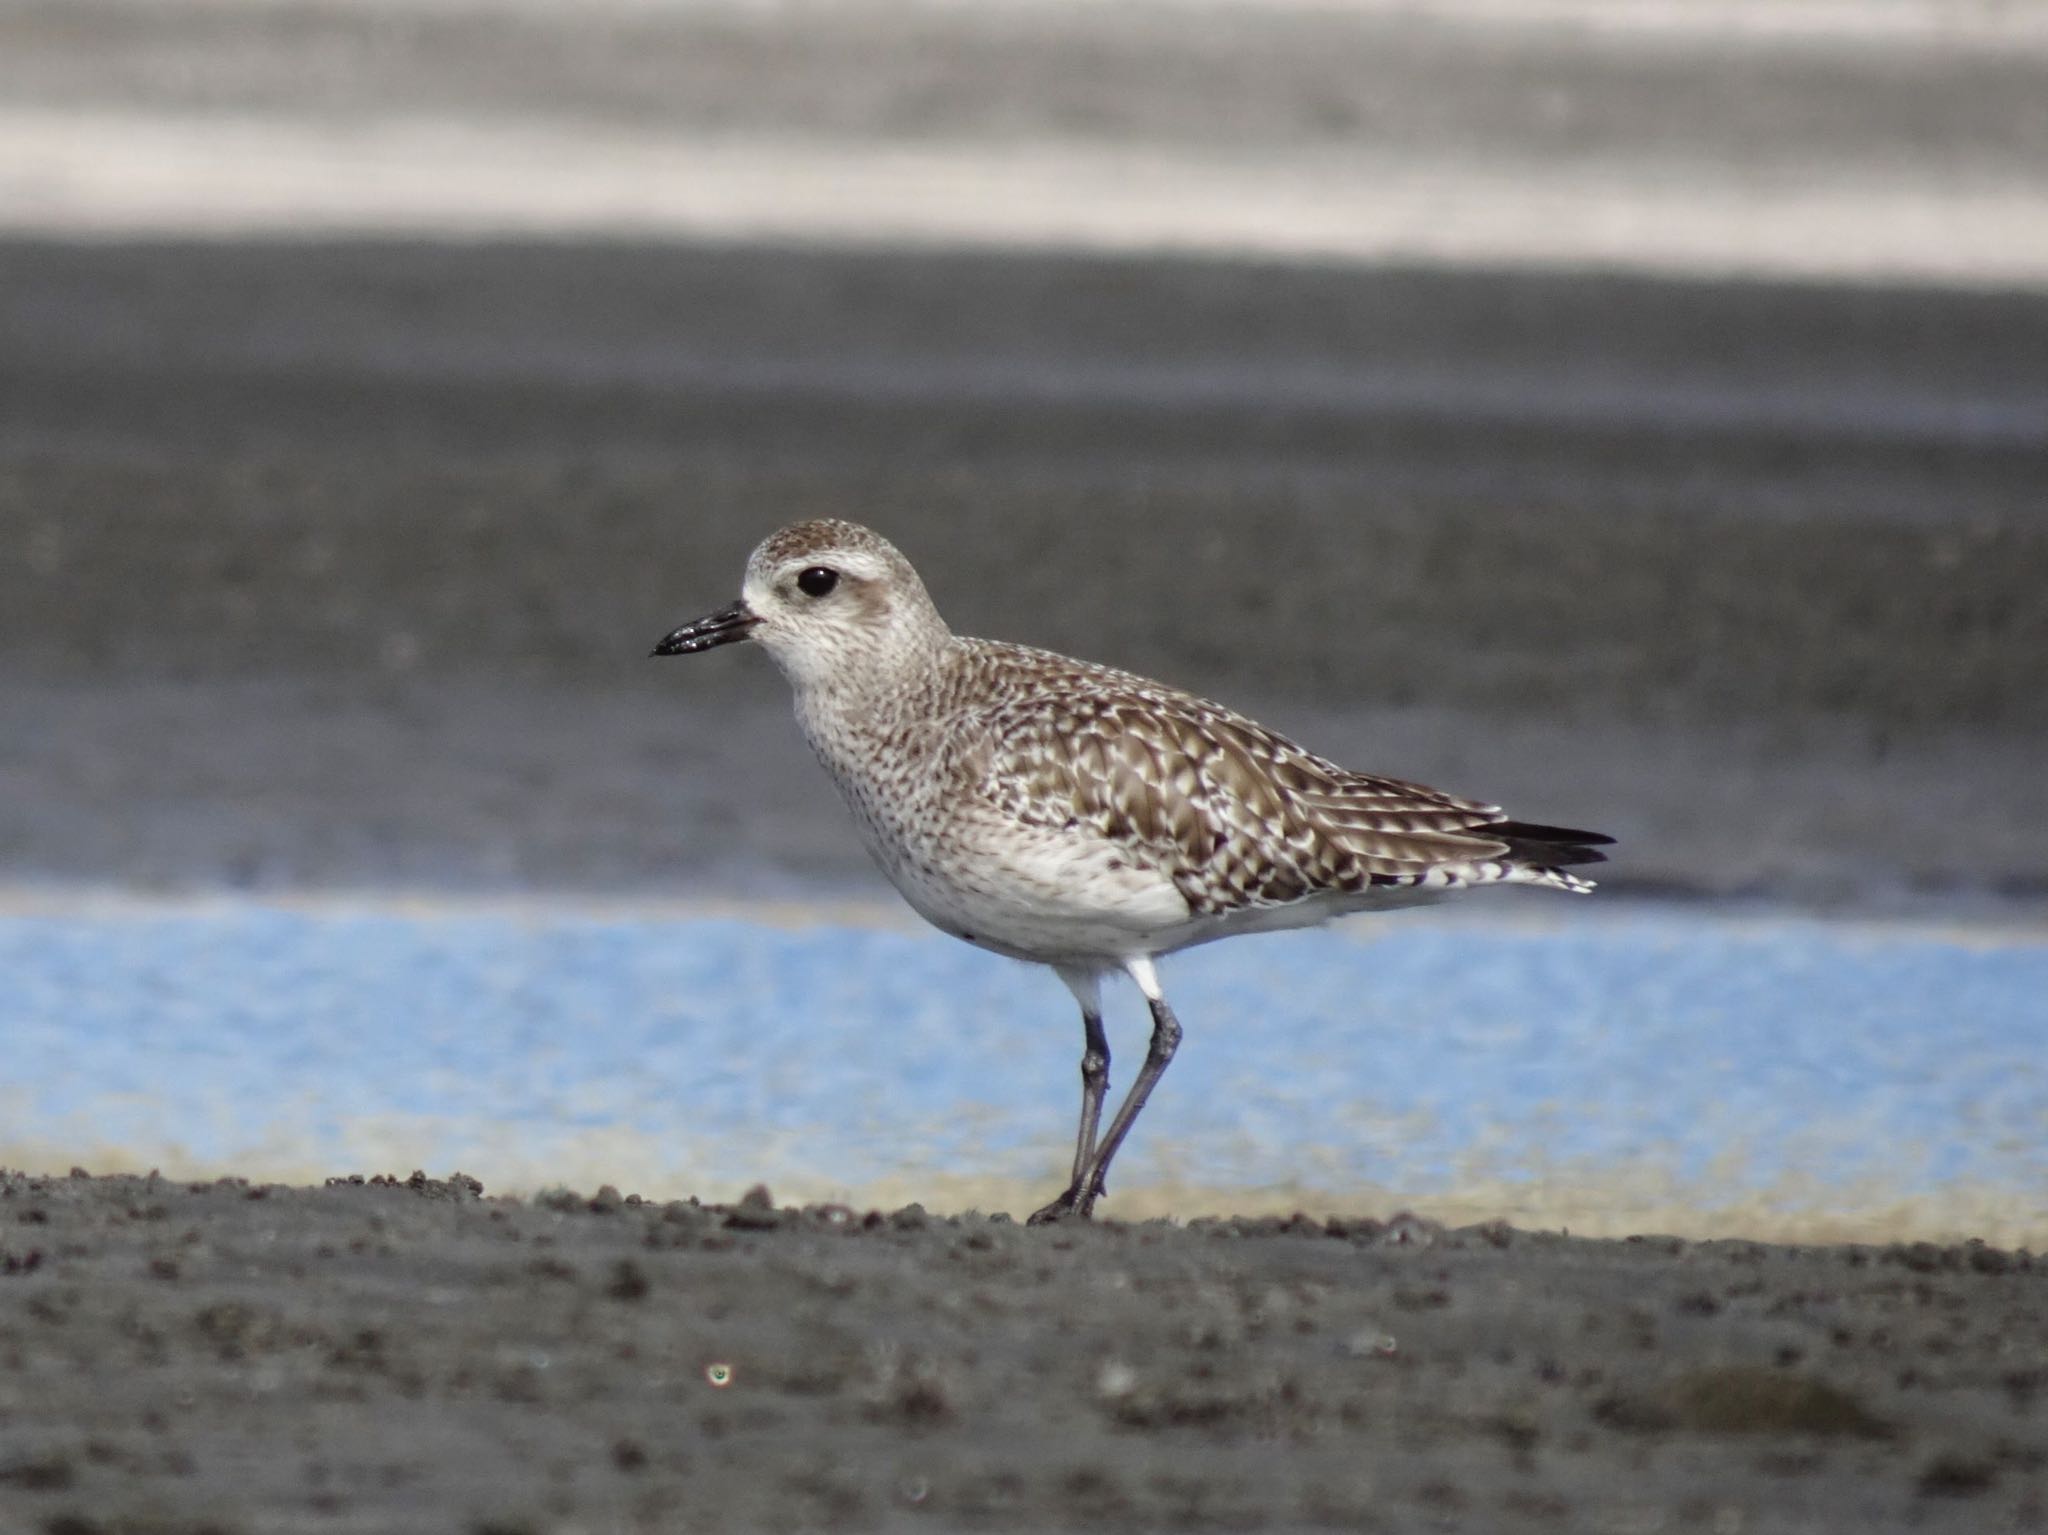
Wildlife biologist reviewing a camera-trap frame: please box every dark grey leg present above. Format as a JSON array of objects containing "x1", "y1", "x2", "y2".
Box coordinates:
[
  {"x1": 1066, "y1": 1006, "x2": 1111, "y2": 1188},
  {"x1": 1030, "y1": 968, "x2": 1110, "y2": 1226},
  {"x1": 1066, "y1": 992, "x2": 1181, "y2": 1218},
  {"x1": 1031, "y1": 957, "x2": 1181, "y2": 1224}
]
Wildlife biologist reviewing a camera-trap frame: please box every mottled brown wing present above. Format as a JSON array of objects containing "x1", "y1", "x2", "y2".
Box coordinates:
[{"x1": 971, "y1": 656, "x2": 1515, "y2": 915}]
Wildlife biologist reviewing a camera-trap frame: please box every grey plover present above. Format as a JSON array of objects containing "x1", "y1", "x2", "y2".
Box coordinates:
[{"x1": 655, "y1": 519, "x2": 1611, "y2": 1223}]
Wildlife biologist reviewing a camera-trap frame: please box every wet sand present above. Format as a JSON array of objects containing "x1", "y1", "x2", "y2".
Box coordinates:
[
  {"x1": 1, "y1": 1170, "x2": 2041, "y2": 1532},
  {"x1": 4, "y1": 9, "x2": 2048, "y2": 912},
  {"x1": 5, "y1": 238, "x2": 2047, "y2": 906},
  {"x1": 7, "y1": 2, "x2": 2048, "y2": 909}
]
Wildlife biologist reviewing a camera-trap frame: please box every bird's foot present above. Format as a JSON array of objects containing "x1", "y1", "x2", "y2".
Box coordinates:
[
  {"x1": 1026, "y1": 1177, "x2": 1103, "y2": 1225},
  {"x1": 1026, "y1": 1192, "x2": 1090, "y2": 1225}
]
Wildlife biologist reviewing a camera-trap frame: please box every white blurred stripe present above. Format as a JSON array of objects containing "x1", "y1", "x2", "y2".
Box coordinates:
[
  {"x1": 4, "y1": 110, "x2": 2046, "y2": 289},
  {"x1": 127, "y1": 0, "x2": 2048, "y2": 50}
]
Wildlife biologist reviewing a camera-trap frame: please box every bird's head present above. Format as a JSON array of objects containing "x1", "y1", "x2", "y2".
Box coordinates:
[{"x1": 652, "y1": 518, "x2": 950, "y2": 694}]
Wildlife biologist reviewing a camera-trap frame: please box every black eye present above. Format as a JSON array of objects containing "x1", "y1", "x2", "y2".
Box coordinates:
[{"x1": 796, "y1": 566, "x2": 839, "y2": 598}]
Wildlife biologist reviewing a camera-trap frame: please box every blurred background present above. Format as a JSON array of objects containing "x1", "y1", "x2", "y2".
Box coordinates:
[{"x1": 4, "y1": 0, "x2": 2045, "y2": 1237}]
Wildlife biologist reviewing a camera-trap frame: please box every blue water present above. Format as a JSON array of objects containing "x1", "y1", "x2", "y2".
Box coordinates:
[{"x1": 3, "y1": 898, "x2": 2043, "y2": 1236}]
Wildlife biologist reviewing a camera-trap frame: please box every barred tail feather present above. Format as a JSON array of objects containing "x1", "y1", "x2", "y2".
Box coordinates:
[{"x1": 1522, "y1": 866, "x2": 1599, "y2": 895}]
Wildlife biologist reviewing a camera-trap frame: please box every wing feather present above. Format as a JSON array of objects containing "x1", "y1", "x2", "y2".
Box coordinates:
[{"x1": 963, "y1": 644, "x2": 1529, "y2": 916}]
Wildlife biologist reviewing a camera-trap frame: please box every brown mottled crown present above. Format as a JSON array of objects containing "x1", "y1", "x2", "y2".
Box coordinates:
[{"x1": 751, "y1": 519, "x2": 904, "y2": 573}]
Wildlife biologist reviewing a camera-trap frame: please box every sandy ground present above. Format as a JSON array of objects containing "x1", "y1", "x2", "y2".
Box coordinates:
[{"x1": 0, "y1": 1170, "x2": 2042, "y2": 1533}]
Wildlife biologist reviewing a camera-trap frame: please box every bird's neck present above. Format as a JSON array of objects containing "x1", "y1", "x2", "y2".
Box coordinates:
[{"x1": 790, "y1": 635, "x2": 962, "y2": 769}]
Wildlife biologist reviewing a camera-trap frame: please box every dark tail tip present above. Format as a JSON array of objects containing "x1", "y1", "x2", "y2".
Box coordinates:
[{"x1": 1494, "y1": 820, "x2": 1614, "y2": 868}]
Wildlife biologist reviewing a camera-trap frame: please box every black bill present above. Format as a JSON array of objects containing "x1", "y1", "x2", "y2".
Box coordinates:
[{"x1": 650, "y1": 600, "x2": 761, "y2": 657}]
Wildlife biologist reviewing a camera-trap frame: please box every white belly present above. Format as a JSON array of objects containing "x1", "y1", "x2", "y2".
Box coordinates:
[{"x1": 855, "y1": 801, "x2": 1192, "y2": 966}]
